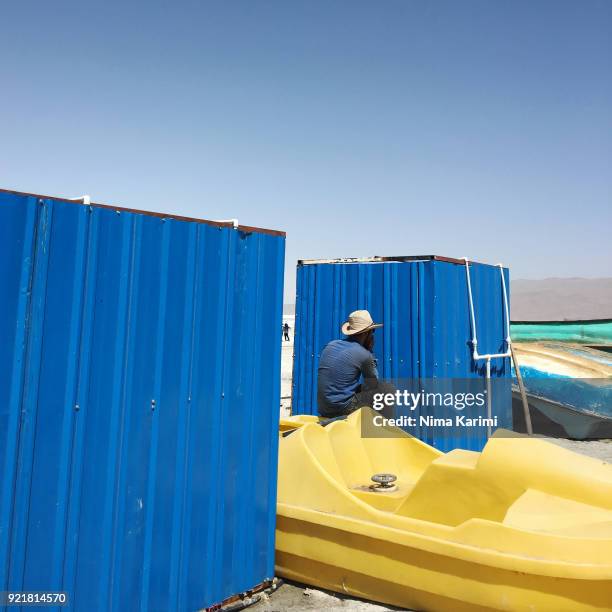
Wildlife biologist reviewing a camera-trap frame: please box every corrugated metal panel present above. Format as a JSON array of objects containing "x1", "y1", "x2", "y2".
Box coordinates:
[
  {"x1": 0, "y1": 190, "x2": 285, "y2": 611},
  {"x1": 292, "y1": 257, "x2": 511, "y2": 452}
]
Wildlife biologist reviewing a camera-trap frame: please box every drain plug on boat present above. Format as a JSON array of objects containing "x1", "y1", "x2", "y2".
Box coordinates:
[{"x1": 370, "y1": 473, "x2": 398, "y2": 493}]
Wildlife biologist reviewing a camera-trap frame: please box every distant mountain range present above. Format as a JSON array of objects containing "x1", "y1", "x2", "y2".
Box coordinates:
[
  {"x1": 283, "y1": 278, "x2": 612, "y2": 322},
  {"x1": 510, "y1": 278, "x2": 612, "y2": 321}
]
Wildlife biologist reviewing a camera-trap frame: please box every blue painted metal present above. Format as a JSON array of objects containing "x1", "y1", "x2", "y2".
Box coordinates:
[
  {"x1": 292, "y1": 256, "x2": 511, "y2": 451},
  {"x1": 518, "y1": 366, "x2": 612, "y2": 416},
  {"x1": 0, "y1": 189, "x2": 285, "y2": 611}
]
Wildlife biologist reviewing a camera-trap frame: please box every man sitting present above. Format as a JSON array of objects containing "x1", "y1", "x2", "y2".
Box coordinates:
[{"x1": 317, "y1": 310, "x2": 385, "y2": 418}]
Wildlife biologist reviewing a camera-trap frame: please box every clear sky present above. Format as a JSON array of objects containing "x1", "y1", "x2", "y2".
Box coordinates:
[{"x1": 1, "y1": 1, "x2": 610, "y2": 301}]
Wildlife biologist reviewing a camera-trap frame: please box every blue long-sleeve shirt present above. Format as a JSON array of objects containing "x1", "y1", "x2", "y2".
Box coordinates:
[{"x1": 317, "y1": 339, "x2": 379, "y2": 416}]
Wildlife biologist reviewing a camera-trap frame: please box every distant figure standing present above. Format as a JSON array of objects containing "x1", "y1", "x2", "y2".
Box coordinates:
[{"x1": 283, "y1": 322, "x2": 291, "y2": 342}]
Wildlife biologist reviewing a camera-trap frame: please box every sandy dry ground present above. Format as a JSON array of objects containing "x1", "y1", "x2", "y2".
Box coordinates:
[
  {"x1": 250, "y1": 582, "x2": 402, "y2": 612},
  {"x1": 551, "y1": 437, "x2": 612, "y2": 462},
  {"x1": 273, "y1": 333, "x2": 611, "y2": 611},
  {"x1": 280, "y1": 342, "x2": 293, "y2": 418},
  {"x1": 280, "y1": 316, "x2": 295, "y2": 418}
]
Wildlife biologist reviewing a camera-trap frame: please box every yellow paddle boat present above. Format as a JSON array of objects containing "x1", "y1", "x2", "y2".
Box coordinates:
[{"x1": 276, "y1": 409, "x2": 612, "y2": 611}]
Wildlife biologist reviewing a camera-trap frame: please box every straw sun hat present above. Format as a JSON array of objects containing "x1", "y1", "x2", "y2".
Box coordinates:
[{"x1": 341, "y1": 310, "x2": 383, "y2": 336}]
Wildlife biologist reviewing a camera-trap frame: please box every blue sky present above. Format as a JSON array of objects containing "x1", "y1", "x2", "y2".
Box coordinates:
[{"x1": 1, "y1": 1, "x2": 610, "y2": 301}]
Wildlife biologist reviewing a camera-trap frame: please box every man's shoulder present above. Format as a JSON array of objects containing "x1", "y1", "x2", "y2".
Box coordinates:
[
  {"x1": 321, "y1": 339, "x2": 344, "y2": 354},
  {"x1": 324, "y1": 339, "x2": 369, "y2": 359},
  {"x1": 348, "y1": 341, "x2": 372, "y2": 360}
]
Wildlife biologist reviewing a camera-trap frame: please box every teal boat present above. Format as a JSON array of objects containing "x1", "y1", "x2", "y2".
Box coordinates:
[{"x1": 511, "y1": 318, "x2": 612, "y2": 350}]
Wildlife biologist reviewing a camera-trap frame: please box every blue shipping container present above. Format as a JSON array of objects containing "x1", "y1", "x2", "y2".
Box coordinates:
[
  {"x1": 0, "y1": 189, "x2": 285, "y2": 611},
  {"x1": 292, "y1": 256, "x2": 511, "y2": 451}
]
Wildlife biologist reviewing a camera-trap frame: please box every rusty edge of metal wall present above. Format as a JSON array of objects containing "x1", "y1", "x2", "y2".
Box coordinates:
[
  {"x1": 297, "y1": 254, "x2": 497, "y2": 267},
  {"x1": 0, "y1": 188, "x2": 286, "y2": 238},
  {"x1": 0, "y1": 190, "x2": 285, "y2": 611}
]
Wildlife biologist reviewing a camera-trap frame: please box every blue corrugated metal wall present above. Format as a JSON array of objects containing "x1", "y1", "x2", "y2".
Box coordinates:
[
  {"x1": 292, "y1": 258, "x2": 510, "y2": 451},
  {"x1": 0, "y1": 191, "x2": 285, "y2": 611}
]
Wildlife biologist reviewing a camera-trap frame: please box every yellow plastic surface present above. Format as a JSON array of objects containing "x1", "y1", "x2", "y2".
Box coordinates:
[{"x1": 276, "y1": 409, "x2": 612, "y2": 611}]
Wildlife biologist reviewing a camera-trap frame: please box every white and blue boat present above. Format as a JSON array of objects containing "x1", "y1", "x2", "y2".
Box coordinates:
[{"x1": 512, "y1": 342, "x2": 612, "y2": 439}]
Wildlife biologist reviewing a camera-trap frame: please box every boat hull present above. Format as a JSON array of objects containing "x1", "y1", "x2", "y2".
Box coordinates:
[
  {"x1": 512, "y1": 342, "x2": 612, "y2": 437},
  {"x1": 276, "y1": 510, "x2": 612, "y2": 611},
  {"x1": 276, "y1": 411, "x2": 612, "y2": 611},
  {"x1": 512, "y1": 391, "x2": 612, "y2": 439}
]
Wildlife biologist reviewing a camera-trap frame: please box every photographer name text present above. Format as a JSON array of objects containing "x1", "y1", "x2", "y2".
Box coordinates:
[{"x1": 373, "y1": 414, "x2": 498, "y2": 428}]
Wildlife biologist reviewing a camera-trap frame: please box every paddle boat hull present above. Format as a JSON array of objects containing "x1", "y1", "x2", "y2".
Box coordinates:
[{"x1": 276, "y1": 410, "x2": 612, "y2": 611}]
